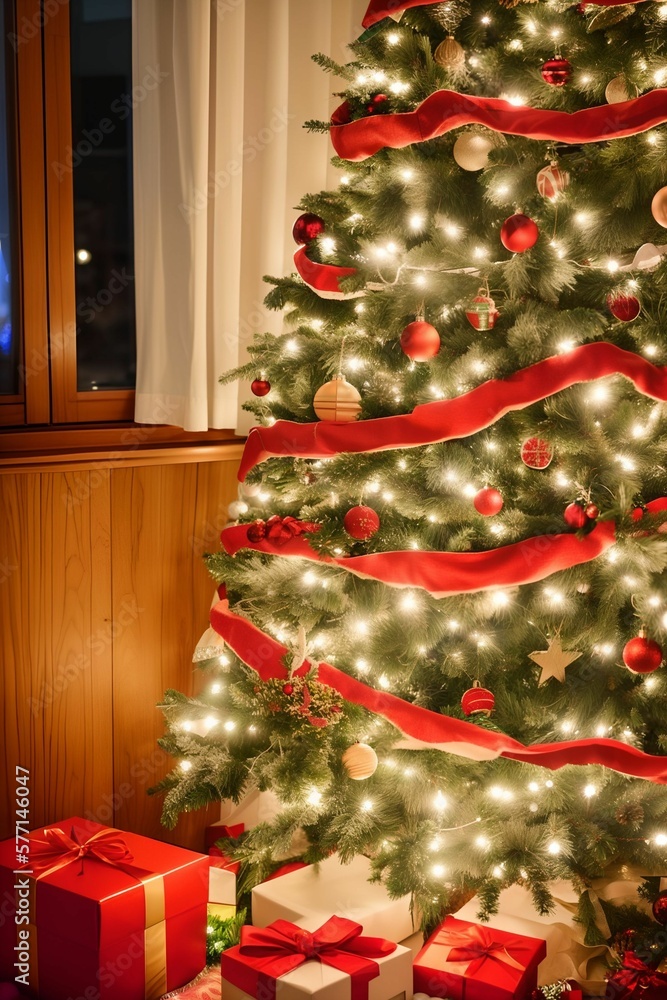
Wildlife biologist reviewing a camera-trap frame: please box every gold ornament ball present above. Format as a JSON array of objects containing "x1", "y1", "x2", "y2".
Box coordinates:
[
  {"x1": 652, "y1": 186, "x2": 667, "y2": 228},
  {"x1": 313, "y1": 376, "x2": 361, "y2": 422},
  {"x1": 453, "y1": 130, "x2": 504, "y2": 172},
  {"x1": 342, "y1": 742, "x2": 378, "y2": 780},
  {"x1": 434, "y1": 36, "x2": 465, "y2": 71},
  {"x1": 605, "y1": 75, "x2": 630, "y2": 104}
]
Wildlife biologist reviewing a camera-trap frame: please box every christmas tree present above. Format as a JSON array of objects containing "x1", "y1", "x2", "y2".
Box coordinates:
[{"x1": 154, "y1": 0, "x2": 667, "y2": 931}]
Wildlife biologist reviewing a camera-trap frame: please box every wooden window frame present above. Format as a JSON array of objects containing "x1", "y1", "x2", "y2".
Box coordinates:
[
  {"x1": 44, "y1": 0, "x2": 133, "y2": 423},
  {"x1": 0, "y1": 0, "x2": 242, "y2": 454}
]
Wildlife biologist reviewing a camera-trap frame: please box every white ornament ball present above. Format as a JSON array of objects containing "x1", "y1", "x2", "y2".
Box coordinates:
[
  {"x1": 453, "y1": 130, "x2": 504, "y2": 172},
  {"x1": 605, "y1": 75, "x2": 630, "y2": 104},
  {"x1": 313, "y1": 376, "x2": 362, "y2": 422},
  {"x1": 227, "y1": 500, "x2": 249, "y2": 520},
  {"x1": 239, "y1": 482, "x2": 261, "y2": 499},
  {"x1": 342, "y1": 742, "x2": 378, "y2": 780}
]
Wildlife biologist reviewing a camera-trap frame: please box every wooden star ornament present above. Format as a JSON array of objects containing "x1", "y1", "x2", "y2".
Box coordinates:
[{"x1": 529, "y1": 638, "x2": 582, "y2": 686}]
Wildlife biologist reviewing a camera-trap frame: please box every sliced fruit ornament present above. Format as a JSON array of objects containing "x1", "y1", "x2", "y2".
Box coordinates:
[{"x1": 521, "y1": 437, "x2": 554, "y2": 470}]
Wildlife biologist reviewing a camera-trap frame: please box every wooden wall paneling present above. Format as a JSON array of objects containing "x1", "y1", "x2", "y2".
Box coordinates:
[
  {"x1": 110, "y1": 460, "x2": 240, "y2": 849},
  {"x1": 0, "y1": 470, "x2": 113, "y2": 839}
]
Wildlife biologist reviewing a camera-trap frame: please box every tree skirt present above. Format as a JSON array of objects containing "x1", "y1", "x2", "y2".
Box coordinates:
[{"x1": 161, "y1": 966, "x2": 221, "y2": 999}]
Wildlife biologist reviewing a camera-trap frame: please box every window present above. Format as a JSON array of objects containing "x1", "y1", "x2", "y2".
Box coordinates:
[
  {"x1": 0, "y1": 0, "x2": 137, "y2": 428},
  {"x1": 70, "y1": 0, "x2": 135, "y2": 393},
  {"x1": 0, "y1": 0, "x2": 234, "y2": 448}
]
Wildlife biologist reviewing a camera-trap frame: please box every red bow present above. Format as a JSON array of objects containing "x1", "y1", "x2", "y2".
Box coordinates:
[
  {"x1": 436, "y1": 923, "x2": 526, "y2": 977},
  {"x1": 607, "y1": 952, "x2": 667, "y2": 997},
  {"x1": 236, "y1": 916, "x2": 396, "y2": 1000},
  {"x1": 247, "y1": 516, "x2": 320, "y2": 545},
  {"x1": 29, "y1": 826, "x2": 134, "y2": 878}
]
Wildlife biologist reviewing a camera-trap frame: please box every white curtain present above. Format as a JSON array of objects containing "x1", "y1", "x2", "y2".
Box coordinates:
[{"x1": 133, "y1": 0, "x2": 367, "y2": 433}]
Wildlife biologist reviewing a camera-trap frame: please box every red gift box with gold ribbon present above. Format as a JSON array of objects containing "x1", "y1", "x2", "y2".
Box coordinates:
[
  {"x1": 0, "y1": 816, "x2": 208, "y2": 1000},
  {"x1": 413, "y1": 916, "x2": 547, "y2": 1000}
]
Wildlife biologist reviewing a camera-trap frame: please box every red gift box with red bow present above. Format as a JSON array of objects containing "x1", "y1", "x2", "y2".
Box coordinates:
[
  {"x1": 604, "y1": 951, "x2": 667, "y2": 999},
  {"x1": 0, "y1": 816, "x2": 208, "y2": 1000},
  {"x1": 222, "y1": 915, "x2": 412, "y2": 1000},
  {"x1": 413, "y1": 916, "x2": 547, "y2": 1000}
]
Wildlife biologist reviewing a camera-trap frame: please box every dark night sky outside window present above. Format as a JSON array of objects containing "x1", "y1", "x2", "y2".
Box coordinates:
[
  {"x1": 0, "y1": 0, "x2": 17, "y2": 396},
  {"x1": 70, "y1": 0, "x2": 135, "y2": 391}
]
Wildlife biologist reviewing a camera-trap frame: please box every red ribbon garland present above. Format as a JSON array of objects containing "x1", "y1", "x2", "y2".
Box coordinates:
[
  {"x1": 29, "y1": 826, "x2": 135, "y2": 879},
  {"x1": 362, "y1": 0, "x2": 649, "y2": 28},
  {"x1": 238, "y1": 343, "x2": 667, "y2": 480},
  {"x1": 210, "y1": 599, "x2": 667, "y2": 783},
  {"x1": 605, "y1": 952, "x2": 667, "y2": 997},
  {"x1": 221, "y1": 520, "x2": 617, "y2": 599},
  {"x1": 294, "y1": 247, "x2": 359, "y2": 299},
  {"x1": 222, "y1": 916, "x2": 396, "y2": 1000},
  {"x1": 330, "y1": 88, "x2": 667, "y2": 162}
]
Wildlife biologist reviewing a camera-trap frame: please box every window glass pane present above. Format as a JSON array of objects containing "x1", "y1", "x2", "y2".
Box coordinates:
[
  {"x1": 0, "y1": 0, "x2": 18, "y2": 397},
  {"x1": 70, "y1": 0, "x2": 135, "y2": 392}
]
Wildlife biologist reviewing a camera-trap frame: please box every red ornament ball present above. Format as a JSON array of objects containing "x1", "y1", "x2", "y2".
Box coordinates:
[
  {"x1": 473, "y1": 487, "x2": 504, "y2": 517},
  {"x1": 282, "y1": 683, "x2": 294, "y2": 695},
  {"x1": 653, "y1": 890, "x2": 667, "y2": 925},
  {"x1": 251, "y1": 378, "x2": 271, "y2": 397},
  {"x1": 461, "y1": 682, "x2": 495, "y2": 717},
  {"x1": 500, "y1": 214, "x2": 539, "y2": 253},
  {"x1": 344, "y1": 505, "x2": 380, "y2": 541},
  {"x1": 247, "y1": 520, "x2": 266, "y2": 543},
  {"x1": 585, "y1": 503, "x2": 599, "y2": 520},
  {"x1": 623, "y1": 634, "x2": 663, "y2": 674},
  {"x1": 541, "y1": 57, "x2": 573, "y2": 86},
  {"x1": 607, "y1": 293, "x2": 641, "y2": 322},
  {"x1": 536, "y1": 163, "x2": 570, "y2": 200},
  {"x1": 400, "y1": 320, "x2": 440, "y2": 361},
  {"x1": 366, "y1": 93, "x2": 389, "y2": 114},
  {"x1": 292, "y1": 213, "x2": 325, "y2": 245},
  {"x1": 521, "y1": 437, "x2": 554, "y2": 470},
  {"x1": 465, "y1": 293, "x2": 499, "y2": 331},
  {"x1": 564, "y1": 502, "x2": 588, "y2": 529}
]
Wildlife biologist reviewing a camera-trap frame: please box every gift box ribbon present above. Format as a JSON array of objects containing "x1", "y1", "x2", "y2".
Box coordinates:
[
  {"x1": 433, "y1": 923, "x2": 526, "y2": 978},
  {"x1": 607, "y1": 951, "x2": 667, "y2": 996},
  {"x1": 234, "y1": 915, "x2": 396, "y2": 1000},
  {"x1": 23, "y1": 825, "x2": 168, "y2": 1000}
]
